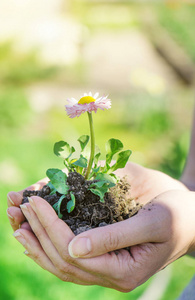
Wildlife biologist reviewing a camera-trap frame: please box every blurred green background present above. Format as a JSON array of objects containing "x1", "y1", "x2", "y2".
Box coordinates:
[{"x1": 0, "y1": 1, "x2": 195, "y2": 299}]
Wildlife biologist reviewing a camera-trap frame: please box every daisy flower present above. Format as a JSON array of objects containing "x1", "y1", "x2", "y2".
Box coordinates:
[{"x1": 65, "y1": 92, "x2": 111, "y2": 118}]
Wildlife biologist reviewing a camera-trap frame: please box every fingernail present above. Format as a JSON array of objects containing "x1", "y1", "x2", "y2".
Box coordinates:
[
  {"x1": 7, "y1": 194, "x2": 15, "y2": 206},
  {"x1": 28, "y1": 197, "x2": 35, "y2": 210},
  {"x1": 20, "y1": 204, "x2": 30, "y2": 219},
  {"x1": 7, "y1": 209, "x2": 15, "y2": 224},
  {"x1": 68, "y1": 237, "x2": 92, "y2": 258},
  {"x1": 20, "y1": 204, "x2": 28, "y2": 210},
  {"x1": 13, "y1": 231, "x2": 26, "y2": 247}
]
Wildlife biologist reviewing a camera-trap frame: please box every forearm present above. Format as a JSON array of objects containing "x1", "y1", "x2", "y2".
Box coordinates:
[
  {"x1": 181, "y1": 103, "x2": 195, "y2": 257},
  {"x1": 181, "y1": 104, "x2": 195, "y2": 191}
]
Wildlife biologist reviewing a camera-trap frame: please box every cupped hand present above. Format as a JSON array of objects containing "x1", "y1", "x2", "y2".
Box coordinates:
[{"x1": 11, "y1": 190, "x2": 195, "y2": 291}]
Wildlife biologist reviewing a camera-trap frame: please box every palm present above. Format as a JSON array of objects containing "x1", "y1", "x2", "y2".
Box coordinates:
[{"x1": 115, "y1": 162, "x2": 187, "y2": 205}]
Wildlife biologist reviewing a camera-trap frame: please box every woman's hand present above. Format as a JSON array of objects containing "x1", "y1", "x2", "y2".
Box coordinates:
[
  {"x1": 7, "y1": 162, "x2": 194, "y2": 292},
  {"x1": 10, "y1": 189, "x2": 195, "y2": 292}
]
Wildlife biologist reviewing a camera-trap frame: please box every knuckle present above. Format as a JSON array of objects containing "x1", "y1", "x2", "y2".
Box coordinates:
[
  {"x1": 103, "y1": 230, "x2": 120, "y2": 252},
  {"x1": 61, "y1": 273, "x2": 70, "y2": 282},
  {"x1": 56, "y1": 262, "x2": 73, "y2": 278},
  {"x1": 56, "y1": 262, "x2": 67, "y2": 273},
  {"x1": 32, "y1": 251, "x2": 42, "y2": 263}
]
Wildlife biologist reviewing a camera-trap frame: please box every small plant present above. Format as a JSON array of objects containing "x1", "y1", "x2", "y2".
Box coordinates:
[{"x1": 45, "y1": 92, "x2": 132, "y2": 218}]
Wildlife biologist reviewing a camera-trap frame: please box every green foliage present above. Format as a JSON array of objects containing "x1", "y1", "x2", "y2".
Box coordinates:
[
  {"x1": 107, "y1": 150, "x2": 132, "y2": 174},
  {"x1": 137, "y1": 110, "x2": 172, "y2": 136},
  {"x1": 159, "y1": 134, "x2": 189, "y2": 179},
  {"x1": 52, "y1": 137, "x2": 131, "y2": 202},
  {"x1": 67, "y1": 192, "x2": 76, "y2": 213},
  {"x1": 72, "y1": 155, "x2": 88, "y2": 168},
  {"x1": 46, "y1": 169, "x2": 69, "y2": 194},
  {"x1": 54, "y1": 141, "x2": 75, "y2": 161},
  {"x1": 0, "y1": 88, "x2": 30, "y2": 132},
  {"x1": 52, "y1": 195, "x2": 65, "y2": 218},
  {"x1": 157, "y1": 5, "x2": 195, "y2": 61},
  {"x1": 78, "y1": 135, "x2": 90, "y2": 152},
  {"x1": 106, "y1": 138, "x2": 124, "y2": 164},
  {"x1": 89, "y1": 173, "x2": 116, "y2": 202},
  {"x1": 46, "y1": 136, "x2": 131, "y2": 208},
  {"x1": 0, "y1": 42, "x2": 58, "y2": 85},
  {"x1": 104, "y1": 139, "x2": 132, "y2": 174},
  {"x1": 94, "y1": 146, "x2": 101, "y2": 168}
]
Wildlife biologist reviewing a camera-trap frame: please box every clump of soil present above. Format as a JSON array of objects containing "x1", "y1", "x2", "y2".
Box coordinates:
[{"x1": 22, "y1": 172, "x2": 141, "y2": 235}]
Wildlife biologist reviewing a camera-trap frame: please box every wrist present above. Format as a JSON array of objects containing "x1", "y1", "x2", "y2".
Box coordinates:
[
  {"x1": 180, "y1": 167, "x2": 195, "y2": 191},
  {"x1": 180, "y1": 180, "x2": 195, "y2": 191},
  {"x1": 180, "y1": 175, "x2": 195, "y2": 191}
]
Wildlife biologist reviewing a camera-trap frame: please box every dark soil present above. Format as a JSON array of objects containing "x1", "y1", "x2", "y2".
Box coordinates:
[{"x1": 22, "y1": 172, "x2": 141, "y2": 235}]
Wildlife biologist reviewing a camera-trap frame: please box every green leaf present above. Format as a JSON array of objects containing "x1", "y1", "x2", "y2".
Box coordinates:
[
  {"x1": 108, "y1": 150, "x2": 132, "y2": 174},
  {"x1": 89, "y1": 173, "x2": 116, "y2": 202},
  {"x1": 90, "y1": 181, "x2": 105, "y2": 188},
  {"x1": 78, "y1": 135, "x2": 90, "y2": 152},
  {"x1": 95, "y1": 173, "x2": 116, "y2": 185},
  {"x1": 92, "y1": 166, "x2": 101, "y2": 173},
  {"x1": 72, "y1": 155, "x2": 88, "y2": 168},
  {"x1": 108, "y1": 173, "x2": 119, "y2": 182},
  {"x1": 54, "y1": 141, "x2": 75, "y2": 160},
  {"x1": 102, "y1": 162, "x2": 111, "y2": 174},
  {"x1": 67, "y1": 192, "x2": 76, "y2": 213},
  {"x1": 106, "y1": 138, "x2": 124, "y2": 164},
  {"x1": 46, "y1": 168, "x2": 61, "y2": 181},
  {"x1": 89, "y1": 188, "x2": 106, "y2": 202},
  {"x1": 89, "y1": 182, "x2": 111, "y2": 202},
  {"x1": 46, "y1": 181, "x2": 57, "y2": 195},
  {"x1": 46, "y1": 168, "x2": 68, "y2": 195},
  {"x1": 52, "y1": 195, "x2": 65, "y2": 219},
  {"x1": 94, "y1": 146, "x2": 101, "y2": 167}
]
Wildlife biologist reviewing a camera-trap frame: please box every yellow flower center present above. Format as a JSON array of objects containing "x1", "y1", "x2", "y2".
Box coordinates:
[{"x1": 78, "y1": 96, "x2": 96, "y2": 104}]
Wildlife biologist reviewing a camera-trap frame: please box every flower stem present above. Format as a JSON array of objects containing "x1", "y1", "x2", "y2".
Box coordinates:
[{"x1": 85, "y1": 112, "x2": 95, "y2": 179}]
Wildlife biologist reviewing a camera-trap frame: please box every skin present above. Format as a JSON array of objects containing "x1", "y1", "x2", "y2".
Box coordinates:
[
  {"x1": 7, "y1": 162, "x2": 195, "y2": 292},
  {"x1": 181, "y1": 105, "x2": 195, "y2": 191}
]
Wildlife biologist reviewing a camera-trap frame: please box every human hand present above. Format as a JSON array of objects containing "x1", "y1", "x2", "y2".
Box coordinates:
[
  {"x1": 10, "y1": 189, "x2": 195, "y2": 292},
  {"x1": 7, "y1": 162, "x2": 193, "y2": 291}
]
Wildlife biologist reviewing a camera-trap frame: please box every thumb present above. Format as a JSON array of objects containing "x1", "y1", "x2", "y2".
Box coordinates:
[{"x1": 68, "y1": 202, "x2": 168, "y2": 258}]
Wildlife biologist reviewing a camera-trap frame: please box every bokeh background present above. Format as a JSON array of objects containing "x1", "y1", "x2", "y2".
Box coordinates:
[{"x1": 1, "y1": 0, "x2": 195, "y2": 299}]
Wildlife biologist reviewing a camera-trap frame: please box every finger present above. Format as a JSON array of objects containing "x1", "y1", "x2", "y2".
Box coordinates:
[
  {"x1": 7, "y1": 192, "x2": 23, "y2": 207},
  {"x1": 13, "y1": 228, "x2": 58, "y2": 275},
  {"x1": 70, "y1": 243, "x2": 170, "y2": 292},
  {"x1": 28, "y1": 196, "x2": 74, "y2": 259},
  {"x1": 18, "y1": 204, "x2": 109, "y2": 285},
  {"x1": 13, "y1": 228, "x2": 96, "y2": 285},
  {"x1": 20, "y1": 203, "x2": 69, "y2": 265},
  {"x1": 7, "y1": 207, "x2": 26, "y2": 231},
  {"x1": 20, "y1": 222, "x2": 32, "y2": 231},
  {"x1": 68, "y1": 201, "x2": 169, "y2": 258},
  {"x1": 20, "y1": 200, "x2": 103, "y2": 285}
]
